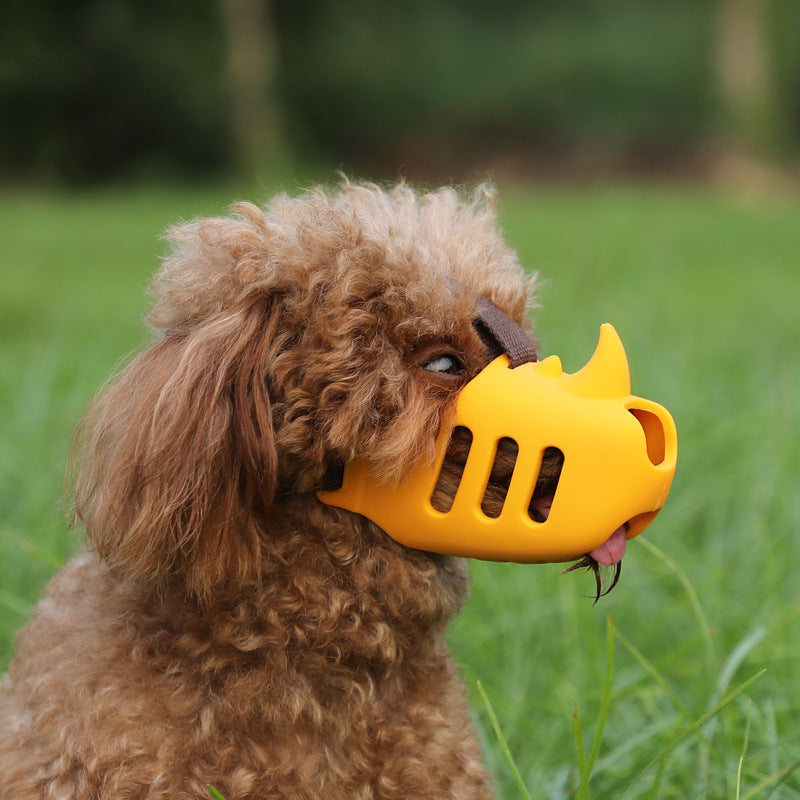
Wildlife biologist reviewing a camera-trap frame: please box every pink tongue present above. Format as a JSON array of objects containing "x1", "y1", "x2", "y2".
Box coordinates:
[
  {"x1": 589, "y1": 526, "x2": 628, "y2": 566},
  {"x1": 531, "y1": 495, "x2": 553, "y2": 519}
]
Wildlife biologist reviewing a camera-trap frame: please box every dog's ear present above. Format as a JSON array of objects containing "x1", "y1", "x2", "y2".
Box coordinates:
[{"x1": 70, "y1": 295, "x2": 280, "y2": 598}]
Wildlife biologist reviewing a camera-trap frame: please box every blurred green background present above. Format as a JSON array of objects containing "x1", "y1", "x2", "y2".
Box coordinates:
[
  {"x1": 2, "y1": 0, "x2": 800, "y2": 185},
  {"x1": 2, "y1": 2, "x2": 800, "y2": 798}
]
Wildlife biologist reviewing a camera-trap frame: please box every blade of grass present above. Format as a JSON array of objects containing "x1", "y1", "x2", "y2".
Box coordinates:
[
  {"x1": 620, "y1": 669, "x2": 766, "y2": 798},
  {"x1": 207, "y1": 787, "x2": 226, "y2": 800},
  {"x1": 640, "y1": 755, "x2": 669, "y2": 800},
  {"x1": 742, "y1": 760, "x2": 800, "y2": 800},
  {"x1": 594, "y1": 717, "x2": 677, "y2": 774},
  {"x1": 697, "y1": 625, "x2": 766, "y2": 799},
  {"x1": 573, "y1": 703, "x2": 589, "y2": 800},
  {"x1": 476, "y1": 680, "x2": 533, "y2": 800},
  {"x1": 636, "y1": 537, "x2": 716, "y2": 672},
  {"x1": 735, "y1": 702, "x2": 752, "y2": 800},
  {"x1": 613, "y1": 622, "x2": 692, "y2": 719},
  {"x1": 585, "y1": 616, "x2": 615, "y2": 776},
  {"x1": 573, "y1": 616, "x2": 615, "y2": 800},
  {"x1": 761, "y1": 759, "x2": 800, "y2": 800},
  {"x1": 714, "y1": 627, "x2": 766, "y2": 706},
  {"x1": 763, "y1": 698, "x2": 779, "y2": 779}
]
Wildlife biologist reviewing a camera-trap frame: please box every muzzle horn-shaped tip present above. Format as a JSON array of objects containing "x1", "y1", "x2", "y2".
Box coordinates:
[{"x1": 564, "y1": 323, "x2": 631, "y2": 397}]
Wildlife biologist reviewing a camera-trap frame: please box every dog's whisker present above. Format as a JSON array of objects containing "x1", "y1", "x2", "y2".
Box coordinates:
[
  {"x1": 561, "y1": 555, "x2": 622, "y2": 605},
  {"x1": 605, "y1": 560, "x2": 622, "y2": 596}
]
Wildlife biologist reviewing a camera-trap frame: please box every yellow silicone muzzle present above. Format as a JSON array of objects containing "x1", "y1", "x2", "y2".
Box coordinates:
[{"x1": 317, "y1": 324, "x2": 677, "y2": 563}]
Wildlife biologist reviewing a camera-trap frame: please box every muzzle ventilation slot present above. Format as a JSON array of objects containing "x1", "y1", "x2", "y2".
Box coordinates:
[
  {"x1": 528, "y1": 446, "x2": 564, "y2": 523},
  {"x1": 482, "y1": 437, "x2": 519, "y2": 518},
  {"x1": 430, "y1": 427, "x2": 564, "y2": 522},
  {"x1": 431, "y1": 426, "x2": 472, "y2": 513}
]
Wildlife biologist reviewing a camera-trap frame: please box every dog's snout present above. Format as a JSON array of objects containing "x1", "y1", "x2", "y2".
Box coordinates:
[
  {"x1": 430, "y1": 426, "x2": 563, "y2": 524},
  {"x1": 319, "y1": 325, "x2": 677, "y2": 564},
  {"x1": 628, "y1": 405, "x2": 672, "y2": 467}
]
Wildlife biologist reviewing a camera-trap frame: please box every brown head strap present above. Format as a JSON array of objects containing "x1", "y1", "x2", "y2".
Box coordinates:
[{"x1": 474, "y1": 295, "x2": 537, "y2": 368}]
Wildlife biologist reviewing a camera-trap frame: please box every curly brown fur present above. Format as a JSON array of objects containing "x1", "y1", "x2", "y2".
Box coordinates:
[{"x1": 0, "y1": 182, "x2": 534, "y2": 799}]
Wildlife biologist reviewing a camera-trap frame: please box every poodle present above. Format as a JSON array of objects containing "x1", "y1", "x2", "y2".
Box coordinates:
[{"x1": 0, "y1": 182, "x2": 643, "y2": 799}]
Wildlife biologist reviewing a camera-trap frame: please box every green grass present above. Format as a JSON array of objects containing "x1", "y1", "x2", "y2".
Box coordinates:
[{"x1": 2, "y1": 181, "x2": 800, "y2": 798}]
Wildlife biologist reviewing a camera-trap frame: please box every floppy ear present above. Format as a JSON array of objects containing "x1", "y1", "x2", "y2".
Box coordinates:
[{"x1": 70, "y1": 295, "x2": 280, "y2": 598}]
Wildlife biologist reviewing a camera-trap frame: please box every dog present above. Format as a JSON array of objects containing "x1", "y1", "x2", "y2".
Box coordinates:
[{"x1": 0, "y1": 182, "x2": 660, "y2": 799}]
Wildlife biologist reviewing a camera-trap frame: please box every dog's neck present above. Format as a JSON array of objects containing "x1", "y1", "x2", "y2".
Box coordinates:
[{"x1": 127, "y1": 499, "x2": 469, "y2": 674}]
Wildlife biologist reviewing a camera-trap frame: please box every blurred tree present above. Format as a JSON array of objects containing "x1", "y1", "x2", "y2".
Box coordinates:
[
  {"x1": 716, "y1": 0, "x2": 785, "y2": 157},
  {"x1": 217, "y1": 0, "x2": 284, "y2": 179},
  {"x1": 0, "y1": 0, "x2": 233, "y2": 184},
  {"x1": 273, "y1": 0, "x2": 716, "y2": 178}
]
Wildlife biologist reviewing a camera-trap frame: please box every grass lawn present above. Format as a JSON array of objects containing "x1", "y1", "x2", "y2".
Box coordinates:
[{"x1": 1, "y1": 180, "x2": 799, "y2": 798}]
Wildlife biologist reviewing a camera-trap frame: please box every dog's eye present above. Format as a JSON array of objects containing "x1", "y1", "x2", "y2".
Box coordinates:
[{"x1": 423, "y1": 354, "x2": 466, "y2": 376}]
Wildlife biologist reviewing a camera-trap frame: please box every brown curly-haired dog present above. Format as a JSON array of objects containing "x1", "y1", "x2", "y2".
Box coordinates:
[{"x1": 0, "y1": 182, "x2": 542, "y2": 799}]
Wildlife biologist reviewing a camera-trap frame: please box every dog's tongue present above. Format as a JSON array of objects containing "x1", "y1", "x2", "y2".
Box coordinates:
[
  {"x1": 530, "y1": 494, "x2": 627, "y2": 566},
  {"x1": 530, "y1": 495, "x2": 553, "y2": 519},
  {"x1": 589, "y1": 526, "x2": 628, "y2": 566}
]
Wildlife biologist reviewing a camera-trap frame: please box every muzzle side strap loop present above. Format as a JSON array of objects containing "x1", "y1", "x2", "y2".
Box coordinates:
[{"x1": 474, "y1": 295, "x2": 537, "y2": 368}]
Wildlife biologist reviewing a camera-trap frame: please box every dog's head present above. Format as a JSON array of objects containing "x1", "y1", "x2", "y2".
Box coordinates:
[
  {"x1": 71, "y1": 183, "x2": 533, "y2": 597},
  {"x1": 71, "y1": 182, "x2": 675, "y2": 604}
]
